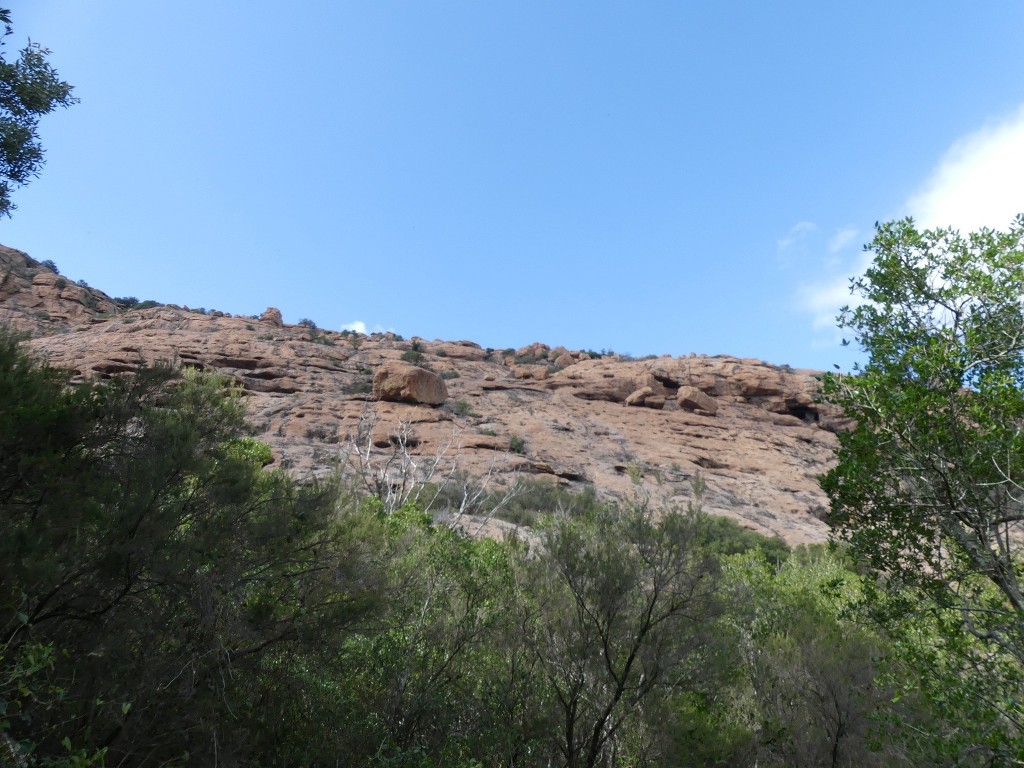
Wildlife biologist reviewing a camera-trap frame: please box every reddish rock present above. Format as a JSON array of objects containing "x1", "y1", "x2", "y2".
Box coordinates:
[
  {"x1": 430, "y1": 340, "x2": 489, "y2": 360},
  {"x1": 514, "y1": 364, "x2": 549, "y2": 381},
  {"x1": 8, "y1": 243, "x2": 845, "y2": 546},
  {"x1": 625, "y1": 386, "x2": 655, "y2": 407},
  {"x1": 372, "y1": 361, "x2": 448, "y2": 405},
  {"x1": 0, "y1": 246, "x2": 117, "y2": 336},
  {"x1": 547, "y1": 364, "x2": 664, "y2": 403},
  {"x1": 677, "y1": 386, "x2": 718, "y2": 415},
  {"x1": 260, "y1": 307, "x2": 283, "y2": 327},
  {"x1": 516, "y1": 342, "x2": 550, "y2": 360}
]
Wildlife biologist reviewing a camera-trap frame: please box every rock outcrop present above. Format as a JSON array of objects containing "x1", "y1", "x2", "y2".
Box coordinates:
[
  {"x1": 260, "y1": 307, "x2": 283, "y2": 327},
  {"x1": 3, "y1": 243, "x2": 844, "y2": 546},
  {"x1": 373, "y1": 362, "x2": 448, "y2": 405},
  {"x1": 0, "y1": 246, "x2": 119, "y2": 335},
  {"x1": 625, "y1": 386, "x2": 665, "y2": 409},
  {"x1": 677, "y1": 386, "x2": 718, "y2": 415}
]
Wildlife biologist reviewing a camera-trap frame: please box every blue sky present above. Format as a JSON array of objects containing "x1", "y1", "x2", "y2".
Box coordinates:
[{"x1": 4, "y1": 2, "x2": 1024, "y2": 370}]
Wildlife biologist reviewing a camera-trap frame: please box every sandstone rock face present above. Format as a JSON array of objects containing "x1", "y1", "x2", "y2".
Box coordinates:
[
  {"x1": 373, "y1": 362, "x2": 448, "y2": 405},
  {"x1": 431, "y1": 340, "x2": 490, "y2": 360},
  {"x1": 677, "y1": 386, "x2": 718, "y2": 415},
  {"x1": 6, "y1": 243, "x2": 845, "y2": 546},
  {"x1": 0, "y1": 246, "x2": 118, "y2": 336}
]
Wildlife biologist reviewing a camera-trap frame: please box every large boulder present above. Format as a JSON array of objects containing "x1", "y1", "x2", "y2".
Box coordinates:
[
  {"x1": 516, "y1": 342, "x2": 550, "y2": 360},
  {"x1": 626, "y1": 387, "x2": 666, "y2": 409},
  {"x1": 373, "y1": 361, "x2": 448, "y2": 405},
  {"x1": 514, "y1": 364, "x2": 549, "y2": 381},
  {"x1": 677, "y1": 385, "x2": 718, "y2": 415},
  {"x1": 625, "y1": 386, "x2": 654, "y2": 406},
  {"x1": 260, "y1": 307, "x2": 283, "y2": 327}
]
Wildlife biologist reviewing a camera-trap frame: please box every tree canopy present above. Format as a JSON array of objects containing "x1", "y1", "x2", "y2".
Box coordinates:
[
  {"x1": 0, "y1": 7, "x2": 76, "y2": 217},
  {"x1": 823, "y1": 216, "x2": 1024, "y2": 761}
]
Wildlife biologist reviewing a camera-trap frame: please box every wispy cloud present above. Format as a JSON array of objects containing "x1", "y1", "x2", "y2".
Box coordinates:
[
  {"x1": 796, "y1": 251, "x2": 872, "y2": 331},
  {"x1": 795, "y1": 104, "x2": 1024, "y2": 349},
  {"x1": 827, "y1": 226, "x2": 858, "y2": 254},
  {"x1": 907, "y1": 106, "x2": 1024, "y2": 231},
  {"x1": 777, "y1": 221, "x2": 817, "y2": 251},
  {"x1": 341, "y1": 320, "x2": 367, "y2": 334},
  {"x1": 793, "y1": 224, "x2": 871, "y2": 333}
]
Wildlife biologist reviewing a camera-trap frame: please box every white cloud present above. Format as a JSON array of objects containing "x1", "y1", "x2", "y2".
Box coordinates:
[
  {"x1": 827, "y1": 226, "x2": 858, "y2": 254},
  {"x1": 907, "y1": 105, "x2": 1024, "y2": 231},
  {"x1": 793, "y1": 224, "x2": 871, "y2": 333},
  {"x1": 777, "y1": 221, "x2": 817, "y2": 251},
  {"x1": 796, "y1": 251, "x2": 873, "y2": 331},
  {"x1": 341, "y1": 320, "x2": 367, "y2": 334},
  {"x1": 796, "y1": 104, "x2": 1024, "y2": 349}
]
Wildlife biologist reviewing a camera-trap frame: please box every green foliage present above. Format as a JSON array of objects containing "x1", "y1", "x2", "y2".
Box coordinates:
[
  {"x1": 0, "y1": 331, "x2": 371, "y2": 766},
  {"x1": 724, "y1": 547, "x2": 906, "y2": 767},
  {"x1": 699, "y1": 514, "x2": 790, "y2": 566},
  {"x1": 508, "y1": 434, "x2": 525, "y2": 454},
  {"x1": 493, "y1": 477, "x2": 602, "y2": 526},
  {"x1": 580, "y1": 348, "x2": 617, "y2": 359},
  {"x1": 401, "y1": 348, "x2": 425, "y2": 365},
  {"x1": 330, "y1": 512, "x2": 526, "y2": 764},
  {"x1": 453, "y1": 399, "x2": 474, "y2": 417},
  {"x1": 344, "y1": 377, "x2": 373, "y2": 394},
  {"x1": 0, "y1": 8, "x2": 77, "y2": 217},
  {"x1": 0, "y1": 319, "x2": 965, "y2": 766},
  {"x1": 527, "y1": 502, "x2": 724, "y2": 767},
  {"x1": 823, "y1": 216, "x2": 1024, "y2": 761},
  {"x1": 225, "y1": 436, "x2": 274, "y2": 466}
]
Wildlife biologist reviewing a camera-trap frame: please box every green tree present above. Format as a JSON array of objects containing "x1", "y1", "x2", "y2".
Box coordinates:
[
  {"x1": 0, "y1": 332, "x2": 374, "y2": 766},
  {"x1": 822, "y1": 216, "x2": 1024, "y2": 761},
  {"x1": 727, "y1": 547, "x2": 908, "y2": 768},
  {"x1": 0, "y1": 7, "x2": 76, "y2": 217},
  {"x1": 525, "y1": 500, "x2": 724, "y2": 768},
  {"x1": 332, "y1": 504, "x2": 522, "y2": 764}
]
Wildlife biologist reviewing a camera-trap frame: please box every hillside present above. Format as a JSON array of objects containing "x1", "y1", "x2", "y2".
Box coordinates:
[{"x1": 1, "y1": 244, "x2": 843, "y2": 544}]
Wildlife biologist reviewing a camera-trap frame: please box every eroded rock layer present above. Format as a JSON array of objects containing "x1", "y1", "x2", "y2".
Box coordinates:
[{"x1": 4, "y1": 246, "x2": 842, "y2": 545}]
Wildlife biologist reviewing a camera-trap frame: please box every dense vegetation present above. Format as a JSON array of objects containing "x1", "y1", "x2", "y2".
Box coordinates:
[
  {"x1": 3, "y1": 325, "x2": 1017, "y2": 767},
  {"x1": 823, "y1": 217, "x2": 1024, "y2": 764}
]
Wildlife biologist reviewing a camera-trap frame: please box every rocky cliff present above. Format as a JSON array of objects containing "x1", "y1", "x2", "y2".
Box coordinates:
[{"x1": 2, "y1": 245, "x2": 844, "y2": 544}]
